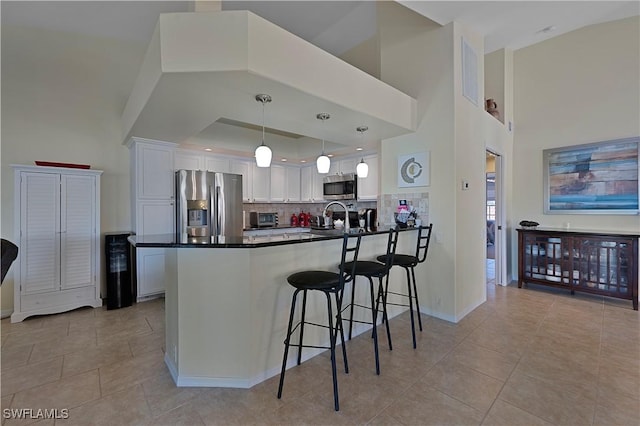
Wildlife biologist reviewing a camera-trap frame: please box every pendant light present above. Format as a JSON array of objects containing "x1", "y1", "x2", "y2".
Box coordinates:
[
  {"x1": 254, "y1": 94, "x2": 273, "y2": 167},
  {"x1": 355, "y1": 126, "x2": 369, "y2": 178},
  {"x1": 316, "y1": 113, "x2": 331, "y2": 174}
]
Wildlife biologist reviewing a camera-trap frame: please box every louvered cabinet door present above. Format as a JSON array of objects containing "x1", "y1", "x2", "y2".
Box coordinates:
[
  {"x1": 19, "y1": 172, "x2": 61, "y2": 295},
  {"x1": 60, "y1": 175, "x2": 96, "y2": 290}
]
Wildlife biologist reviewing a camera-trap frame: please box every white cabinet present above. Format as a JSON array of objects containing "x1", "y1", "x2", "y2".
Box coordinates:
[
  {"x1": 129, "y1": 138, "x2": 177, "y2": 235},
  {"x1": 205, "y1": 156, "x2": 230, "y2": 173},
  {"x1": 230, "y1": 159, "x2": 252, "y2": 202},
  {"x1": 270, "y1": 165, "x2": 286, "y2": 202},
  {"x1": 251, "y1": 164, "x2": 271, "y2": 202},
  {"x1": 327, "y1": 160, "x2": 339, "y2": 176},
  {"x1": 269, "y1": 165, "x2": 300, "y2": 202},
  {"x1": 174, "y1": 150, "x2": 203, "y2": 171},
  {"x1": 133, "y1": 140, "x2": 175, "y2": 200},
  {"x1": 12, "y1": 165, "x2": 102, "y2": 322},
  {"x1": 339, "y1": 158, "x2": 358, "y2": 175},
  {"x1": 129, "y1": 138, "x2": 178, "y2": 302},
  {"x1": 136, "y1": 248, "x2": 166, "y2": 298},
  {"x1": 285, "y1": 167, "x2": 301, "y2": 202},
  {"x1": 301, "y1": 166, "x2": 325, "y2": 202},
  {"x1": 357, "y1": 154, "x2": 379, "y2": 200},
  {"x1": 136, "y1": 200, "x2": 175, "y2": 236},
  {"x1": 328, "y1": 158, "x2": 357, "y2": 176}
]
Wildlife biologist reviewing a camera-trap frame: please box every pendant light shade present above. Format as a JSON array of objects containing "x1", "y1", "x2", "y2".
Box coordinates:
[
  {"x1": 355, "y1": 126, "x2": 369, "y2": 178},
  {"x1": 316, "y1": 113, "x2": 331, "y2": 174},
  {"x1": 255, "y1": 144, "x2": 272, "y2": 167},
  {"x1": 255, "y1": 94, "x2": 272, "y2": 168},
  {"x1": 356, "y1": 158, "x2": 369, "y2": 178},
  {"x1": 317, "y1": 154, "x2": 331, "y2": 174}
]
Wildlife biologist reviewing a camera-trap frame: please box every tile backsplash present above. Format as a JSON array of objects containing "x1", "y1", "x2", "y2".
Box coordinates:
[
  {"x1": 244, "y1": 201, "x2": 377, "y2": 227},
  {"x1": 379, "y1": 193, "x2": 429, "y2": 226}
]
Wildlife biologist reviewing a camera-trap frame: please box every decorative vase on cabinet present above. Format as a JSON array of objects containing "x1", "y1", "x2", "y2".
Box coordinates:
[{"x1": 11, "y1": 165, "x2": 103, "y2": 322}]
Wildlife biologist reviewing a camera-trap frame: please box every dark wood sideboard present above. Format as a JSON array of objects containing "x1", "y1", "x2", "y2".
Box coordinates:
[{"x1": 517, "y1": 228, "x2": 638, "y2": 310}]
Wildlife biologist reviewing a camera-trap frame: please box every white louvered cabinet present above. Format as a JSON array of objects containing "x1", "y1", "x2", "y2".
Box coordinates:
[{"x1": 11, "y1": 165, "x2": 102, "y2": 322}]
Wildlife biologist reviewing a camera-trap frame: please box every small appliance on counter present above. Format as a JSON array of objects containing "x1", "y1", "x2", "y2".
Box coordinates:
[
  {"x1": 249, "y1": 212, "x2": 278, "y2": 228},
  {"x1": 364, "y1": 208, "x2": 377, "y2": 229},
  {"x1": 331, "y1": 211, "x2": 360, "y2": 229}
]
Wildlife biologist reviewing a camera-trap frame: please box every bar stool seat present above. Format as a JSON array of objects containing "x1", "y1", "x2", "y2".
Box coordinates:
[
  {"x1": 287, "y1": 271, "x2": 342, "y2": 290},
  {"x1": 376, "y1": 224, "x2": 433, "y2": 349},
  {"x1": 277, "y1": 234, "x2": 362, "y2": 411},
  {"x1": 344, "y1": 261, "x2": 387, "y2": 276},
  {"x1": 383, "y1": 254, "x2": 418, "y2": 267}
]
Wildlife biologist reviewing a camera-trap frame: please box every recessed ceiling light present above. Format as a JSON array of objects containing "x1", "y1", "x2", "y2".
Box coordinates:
[
  {"x1": 205, "y1": 148, "x2": 212, "y2": 152},
  {"x1": 356, "y1": 147, "x2": 363, "y2": 151},
  {"x1": 281, "y1": 158, "x2": 287, "y2": 162},
  {"x1": 300, "y1": 160, "x2": 307, "y2": 163},
  {"x1": 327, "y1": 154, "x2": 334, "y2": 158}
]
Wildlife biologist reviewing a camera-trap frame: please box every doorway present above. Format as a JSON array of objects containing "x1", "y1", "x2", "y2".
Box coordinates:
[{"x1": 486, "y1": 150, "x2": 506, "y2": 286}]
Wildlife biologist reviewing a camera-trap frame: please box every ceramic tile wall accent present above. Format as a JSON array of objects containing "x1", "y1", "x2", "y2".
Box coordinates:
[
  {"x1": 243, "y1": 201, "x2": 377, "y2": 227},
  {"x1": 379, "y1": 193, "x2": 429, "y2": 226}
]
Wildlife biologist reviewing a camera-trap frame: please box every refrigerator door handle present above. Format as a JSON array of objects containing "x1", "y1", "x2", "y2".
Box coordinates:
[{"x1": 213, "y1": 185, "x2": 221, "y2": 236}]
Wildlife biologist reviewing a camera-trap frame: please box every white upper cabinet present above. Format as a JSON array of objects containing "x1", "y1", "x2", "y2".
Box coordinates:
[
  {"x1": 270, "y1": 165, "x2": 286, "y2": 202},
  {"x1": 174, "y1": 150, "x2": 203, "y2": 171},
  {"x1": 357, "y1": 154, "x2": 379, "y2": 200},
  {"x1": 230, "y1": 159, "x2": 252, "y2": 202},
  {"x1": 327, "y1": 158, "x2": 357, "y2": 176},
  {"x1": 285, "y1": 167, "x2": 301, "y2": 202},
  {"x1": 301, "y1": 166, "x2": 324, "y2": 202},
  {"x1": 205, "y1": 156, "x2": 230, "y2": 173},
  {"x1": 251, "y1": 163, "x2": 271, "y2": 202},
  {"x1": 133, "y1": 140, "x2": 175, "y2": 200}
]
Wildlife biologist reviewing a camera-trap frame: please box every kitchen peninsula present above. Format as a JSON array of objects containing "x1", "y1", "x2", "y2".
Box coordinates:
[{"x1": 129, "y1": 227, "x2": 419, "y2": 388}]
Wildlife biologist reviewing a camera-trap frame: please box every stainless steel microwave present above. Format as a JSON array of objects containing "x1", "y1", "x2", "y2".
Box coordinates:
[{"x1": 323, "y1": 173, "x2": 357, "y2": 200}]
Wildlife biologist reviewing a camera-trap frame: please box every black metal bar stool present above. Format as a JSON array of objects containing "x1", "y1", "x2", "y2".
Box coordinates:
[
  {"x1": 277, "y1": 233, "x2": 361, "y2": 411},
  {"x1": 341, "y1": 227, "x2": 399, "y2": 375},
  {"x1": 377, "y1": 224, "x2": 433, "y2": 349}
]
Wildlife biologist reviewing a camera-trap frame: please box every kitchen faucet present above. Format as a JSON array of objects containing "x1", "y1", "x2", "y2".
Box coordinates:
[{"x1": 323, "y1": 201, "x2": 350, "y2": 233}]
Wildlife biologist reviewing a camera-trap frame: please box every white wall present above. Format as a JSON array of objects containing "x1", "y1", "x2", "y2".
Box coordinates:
[
  {"x1": 1, "y1": 24, "x2": 144, "y2": 313},
  {"x1": 512, "y1": 16, "x2": 640, "y2": 277},
  {"x1": 378, "y1": 2, "x2": 459, "y2": 321},
  {"x1": 452, "y1": 23, "x2": 489, "y2": 318}
]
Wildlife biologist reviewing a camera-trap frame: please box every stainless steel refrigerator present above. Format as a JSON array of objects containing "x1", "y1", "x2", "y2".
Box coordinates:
[{"x1": 175, "y1": 170, "x2": 243, "y2": 243}]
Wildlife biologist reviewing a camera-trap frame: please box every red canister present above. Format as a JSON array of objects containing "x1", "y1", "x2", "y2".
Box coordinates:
[{"x1": 290, "y1": 214, "x2": 299, "y2": 227}]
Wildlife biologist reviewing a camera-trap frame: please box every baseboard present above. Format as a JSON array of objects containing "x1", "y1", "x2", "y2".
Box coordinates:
[{"x1": 1, "y1": 309, "x2": 13, "y2": 319}]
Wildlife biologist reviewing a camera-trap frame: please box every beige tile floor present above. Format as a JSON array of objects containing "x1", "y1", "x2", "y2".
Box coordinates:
[{"x1": 1, "y1": 282, "x2": 638, "y2": 425}]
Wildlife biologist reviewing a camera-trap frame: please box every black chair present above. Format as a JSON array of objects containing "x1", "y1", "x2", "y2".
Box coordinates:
[
  {"x1": 341, "y1": 227, "x2": 399, "y2": 375},
  {"x1": 377, "y1": 224, "x2": 433, "y2": 349},
  {"x1": 277, "y1": 233, "x2": 361, "y2": 411},
  {"x1": 1, "y1": 239, "x2": 19, "y2": 285}
]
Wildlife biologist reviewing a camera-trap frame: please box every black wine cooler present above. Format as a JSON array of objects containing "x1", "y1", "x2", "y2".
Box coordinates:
[{"x1": 105, "y1": 233, "x2": 134, "y2": 310}]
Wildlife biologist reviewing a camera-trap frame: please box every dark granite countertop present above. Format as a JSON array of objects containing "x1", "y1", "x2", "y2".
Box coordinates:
[{"x1": 128, "y1": 226, "x2": 420, "y2": 249}]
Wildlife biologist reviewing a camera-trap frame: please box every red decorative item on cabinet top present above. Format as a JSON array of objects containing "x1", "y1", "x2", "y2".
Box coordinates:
[{"x1": 290, "y1": 214, "x2": 299, "y2": 227}]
